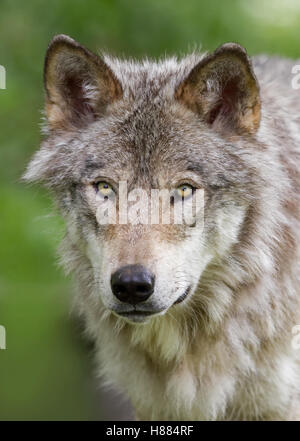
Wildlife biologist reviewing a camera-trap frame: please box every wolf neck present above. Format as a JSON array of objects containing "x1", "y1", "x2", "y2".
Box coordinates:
[{"x1": 96, "y1": 280, "x2": 240, "y2": 420}]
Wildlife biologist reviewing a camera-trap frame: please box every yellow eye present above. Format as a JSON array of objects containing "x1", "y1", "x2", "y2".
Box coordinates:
[
  {"x1": 176, "y1": 184, "x2": 193, "y2": 199},
  {"x1": 96, "y1": 182, "x2": 114, "y2": 198}
]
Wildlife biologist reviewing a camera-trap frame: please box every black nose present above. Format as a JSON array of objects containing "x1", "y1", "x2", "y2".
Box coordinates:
[{"x1": 111, "y1": 264, "x2": 155, "y2": 304}]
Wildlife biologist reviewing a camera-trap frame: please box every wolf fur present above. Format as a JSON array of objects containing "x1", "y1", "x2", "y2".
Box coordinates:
[{"x1": 24, "y1": 35, "x2": 300, "y2": 420}]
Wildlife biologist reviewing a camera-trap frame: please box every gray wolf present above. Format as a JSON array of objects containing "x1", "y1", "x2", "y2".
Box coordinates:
[{"x1": 24, "y1": 34, "x2": 300, "y2": 420}]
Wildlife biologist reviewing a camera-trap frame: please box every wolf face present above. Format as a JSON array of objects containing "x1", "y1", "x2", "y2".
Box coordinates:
[{"x1": 24, "y1": 35, "x2": 261, "y2": 324}]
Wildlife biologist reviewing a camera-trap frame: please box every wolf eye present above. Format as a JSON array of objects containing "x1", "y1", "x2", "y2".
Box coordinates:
[
  {"x1": 175, "y1": 184, "x2": 194, "y2": 200},
  {"x1": 95, "y1": 181, "x2": 114, "y2": 199}
]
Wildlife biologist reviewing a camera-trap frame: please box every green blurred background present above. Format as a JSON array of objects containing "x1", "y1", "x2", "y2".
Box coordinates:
[{"x1": 1, "y1": 0, "x2": 300, "y2": 420}]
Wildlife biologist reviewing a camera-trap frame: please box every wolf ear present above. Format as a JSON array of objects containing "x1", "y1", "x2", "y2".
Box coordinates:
[
  {"x1": 175, "y1": 43, "x2": 260, "y2": 134},
  {"x1": 44, "y1": 34, "x2": 122, "y2": 130}
]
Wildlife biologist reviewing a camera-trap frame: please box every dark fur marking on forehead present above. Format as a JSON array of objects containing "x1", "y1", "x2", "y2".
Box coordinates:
[
  {"x1": 79, "y1": 157, "x2": 108, "y2": 182},
  {"x1": 85, "y1": 157, "x2": 106, "y2": 170},
  {"x1": 186, "y1": 163, "x2": 204, "y2": 175}
]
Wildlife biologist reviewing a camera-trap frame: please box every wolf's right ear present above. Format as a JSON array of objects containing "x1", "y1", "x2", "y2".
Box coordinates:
[
  {"x1": 175, "y1": 43, "x2": 261, "y2": 135},
  {"x1": 44, "y1": 34, "x2": 122, "y2": 130}
]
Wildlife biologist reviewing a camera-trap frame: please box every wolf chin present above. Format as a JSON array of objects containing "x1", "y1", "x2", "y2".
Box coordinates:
[{"x1": 24, "y1": 34, "x2": 300, "y2": 420}]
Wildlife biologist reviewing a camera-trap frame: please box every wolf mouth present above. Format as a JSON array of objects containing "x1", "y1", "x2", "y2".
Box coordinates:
[
  {"x1": 119, "y1": 310, "x2": 159, "y2": 317},
  {"x1": 114, "y1": 309, "x2": 164, "y2": 323},
  {"x1": 173, "y1": 286, "x2": 191, "y2": 305},
  {"x1": 113, "y1": 307, "x2": 165, "y2": 320},
  {"x1": 112, "y1": 285, "x2": 192, "y2": 322}
]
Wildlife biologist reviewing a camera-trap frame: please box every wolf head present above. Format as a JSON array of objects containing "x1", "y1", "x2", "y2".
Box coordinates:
[{"x1": 24, "y1": 35, "x2": 261, "y2": 324}]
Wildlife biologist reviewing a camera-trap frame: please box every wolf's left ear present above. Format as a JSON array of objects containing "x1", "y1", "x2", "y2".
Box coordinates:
[
  {"x1": 44, "y1": 34, "x2": 122, "y2": 130},
  {"x1": 175, "y1": 43, "x2": 261, "y2": 135}
]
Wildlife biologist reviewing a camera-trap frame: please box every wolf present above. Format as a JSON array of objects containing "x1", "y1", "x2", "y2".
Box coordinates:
[{"x1": 24, "y1": 34, "x2": 300, "y2": 420}]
